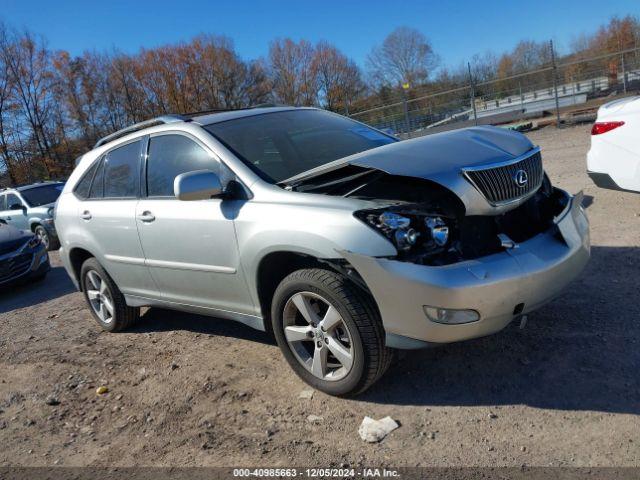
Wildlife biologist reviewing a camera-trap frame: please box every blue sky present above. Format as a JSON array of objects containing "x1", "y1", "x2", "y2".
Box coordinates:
[{"x1": 2, "y1": 0, "x2": 638, "y2": 69}]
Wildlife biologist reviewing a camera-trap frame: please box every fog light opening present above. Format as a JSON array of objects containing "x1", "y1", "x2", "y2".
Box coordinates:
[{"x1": 423, "y1": 306, "x2": 480, "y2": 325}]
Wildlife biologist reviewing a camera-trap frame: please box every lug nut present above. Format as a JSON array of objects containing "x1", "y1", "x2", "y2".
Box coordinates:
[{"x1": 316, "y1": 341, "x2": 322, "y2": 348}]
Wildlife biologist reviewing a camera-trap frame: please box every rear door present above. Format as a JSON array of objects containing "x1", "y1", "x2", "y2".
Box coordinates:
[
  {"x1": 135, "y1": 132, "x2": 254, "y2": 314},
  {"x1": 78, "y1": 139, "x2": 158, "y2": 299}
]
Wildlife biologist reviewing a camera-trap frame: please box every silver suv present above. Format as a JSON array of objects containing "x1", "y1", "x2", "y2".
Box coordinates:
[
  {"x1": 56, "y1": 107, "x2": 590, "y2": 396},
  {"x1": 0, "y1": 182, "x2": 64, "y2": 250}
]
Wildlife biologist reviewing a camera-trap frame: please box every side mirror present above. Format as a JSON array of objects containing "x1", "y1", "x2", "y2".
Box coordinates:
[
  {"x1": 174, "y1": 170, "x2": 223, "y2": 201},
  {"x1": 9, "y1": 203, "x2": 24, "y2": 211}
]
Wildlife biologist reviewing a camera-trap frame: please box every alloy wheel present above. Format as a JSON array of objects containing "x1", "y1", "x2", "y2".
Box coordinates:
[
  {"x1": 282, "y1": 291, "x2": 354, "y2": 381},
  {"x1": 85, "y1": 270, "x2": 114, "y2": 324}
]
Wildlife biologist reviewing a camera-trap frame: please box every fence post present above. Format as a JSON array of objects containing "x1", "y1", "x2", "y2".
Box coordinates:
[
  {"x1": 468, "y1": 62, "x2": 478, "y2": 126},
  {"x1": 550, "y1": 40, "x2": 561, "y2": 128},
  {"x1": 401, "y1": 82, "x2": 411, "y2": 137},
  {"x1": 519, "y1": 81, "x2": 524, "y2": 121},
  {"x1": 621, "y1": 54, "x2": 627, "y2": 94}
]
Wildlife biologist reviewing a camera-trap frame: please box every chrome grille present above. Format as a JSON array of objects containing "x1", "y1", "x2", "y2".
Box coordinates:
[
  {"x1": 462, "y1": 149, "x2": 543, "y2": 206},
  {"x1": 0, "y1": 253, "x2": 33, "y2": 283}
]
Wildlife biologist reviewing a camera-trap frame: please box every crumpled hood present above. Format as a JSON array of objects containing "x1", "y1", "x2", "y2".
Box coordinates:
[
  {"x1": 342, "y1": 126, "x2": 535, "y2": 215},
  {"x1": 346, "y1": 126, "x2": 533, "y2": 176}
]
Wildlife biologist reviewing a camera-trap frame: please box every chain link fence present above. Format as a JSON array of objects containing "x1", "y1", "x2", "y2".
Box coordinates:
[{"x1": 349, "y1": 45, "x2": 640, "y2": 137}]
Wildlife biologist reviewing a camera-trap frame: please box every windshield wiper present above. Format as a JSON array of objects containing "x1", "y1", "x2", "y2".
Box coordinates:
[{"x1": 288, "y1": 169, "x2": 381, "y2": 193}]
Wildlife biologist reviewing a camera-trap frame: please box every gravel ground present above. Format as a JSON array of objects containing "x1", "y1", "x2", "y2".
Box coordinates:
[{"x1": 1, "y1": 124, "x2": 639, "y2": 467}]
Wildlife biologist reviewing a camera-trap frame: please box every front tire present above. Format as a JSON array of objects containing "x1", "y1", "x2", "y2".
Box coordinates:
[
  {"x1": 271, "y1": 268, "x2": 392, "y2": 396},
  {"x1": 80, "y1": 258, "x2": 139, "y2": 332},
  {"x1": 34, "y1": 225, "x2": 59, "y2": 251}
]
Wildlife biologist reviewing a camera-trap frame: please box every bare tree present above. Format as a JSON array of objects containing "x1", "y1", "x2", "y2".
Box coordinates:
[
  {"x1": 313, "y1": 41, "x2": 364, "y2": 112},
  {"x1": 0, "y1": 28, "x2": 61, "y2": 178},
  {"x1": 366, "y1": 26, "x2": 439, "y2": 88},
  {"x1": 268, "y1": 38, "x2": 317, "y2": 105}
]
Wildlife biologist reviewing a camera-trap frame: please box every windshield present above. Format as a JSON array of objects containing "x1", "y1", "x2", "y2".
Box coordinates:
[
  {"x1": 20, "y1": 184, "x2": 64, "y2": 207},
  {"x1": 204, "y1": 110, "x2": 396, "y2": 183}
]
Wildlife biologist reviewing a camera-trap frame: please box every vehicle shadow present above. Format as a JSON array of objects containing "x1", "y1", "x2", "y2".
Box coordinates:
[
  {"x1": 131, "y1": 307, "x2": 274, "y2": 345},
  {"x1": 0, "y1": 266, "x2": 76, "y2": 314},
  {"x1": 361, "y1": 245, "x2": 640, "y2": 415}
]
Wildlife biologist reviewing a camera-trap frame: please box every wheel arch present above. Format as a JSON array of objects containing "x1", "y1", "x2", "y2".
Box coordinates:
[
  {"x1": 255, "y1": 251, "x2": 327, "y2": 325},
  {"x1": 29, "y1": 220, "x2": 43, "y2": 232},
  {"x1": 254, "y1": 249, "x2": 374, "y2": 327},
  {"x1": 68, "y1": 246, "x2": 99, "y2": 291}
]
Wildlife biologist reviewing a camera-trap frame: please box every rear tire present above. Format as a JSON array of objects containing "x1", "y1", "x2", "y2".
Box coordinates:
[
  {"x1": 271, "y1": 268, "x2": 392, "y2": 396},
  {"x1": 80, "y1": 258, "x2": 139, "y2": 332}
]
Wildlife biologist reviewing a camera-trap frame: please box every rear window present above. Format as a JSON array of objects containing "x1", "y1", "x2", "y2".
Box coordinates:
[
  {"x1": 90, "y1": 159, "x2": 105, "y2": 198},
  {"x1": 104, "y1": 140, "x2": 141, "y2": 198},
  {"x1": 20, "y1": 184, "x2": 64, "y2": 207},
  {"x1": 204, "y1": 110, "x2": 395, "y2": 183},
  {"x1": 74, "y1": 161, "x2": 100, "y2": 200}
]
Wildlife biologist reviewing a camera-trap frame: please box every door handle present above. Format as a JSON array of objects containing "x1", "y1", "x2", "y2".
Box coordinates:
[
  {"x1": 6, "y1": 216, "x2": 11, "y2": 220},
  {"x1": 137, "y1": 211, "x2": 155, "y2": 223},
  {"x1": 80, "y1": 211, "x2": 92, "y2": 220}
]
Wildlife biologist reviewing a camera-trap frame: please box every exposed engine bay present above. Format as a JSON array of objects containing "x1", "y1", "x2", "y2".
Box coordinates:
[{"x1": 287, "y1": 165, "x2": 570, "y2": 266}]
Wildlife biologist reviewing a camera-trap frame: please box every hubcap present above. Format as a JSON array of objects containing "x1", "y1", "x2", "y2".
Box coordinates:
[
  {"x1": 282, "y1": 291, "x2": 354, "y2": 381},
  {"x1": 85, "y1": 270, "x2": 114, "y2": 324}
]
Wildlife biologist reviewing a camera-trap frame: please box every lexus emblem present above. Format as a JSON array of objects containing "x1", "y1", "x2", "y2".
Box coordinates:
[{"x1": 514, "y1": 169, "x2": 528, "y2": 188}]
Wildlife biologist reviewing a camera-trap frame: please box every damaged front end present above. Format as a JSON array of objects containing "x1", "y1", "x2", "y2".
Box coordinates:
[
  {"x1": 352, "y1": 174, "x2": 571, "y2": 267},
  {"x1": 290, "y1": 159, "x2": 571, "y2": 267},
  {"x1": 282, "y1": 128, "x2": 590, "y2": 347},
  {"x1": 340, "y1": 189, "x2": 590, "y2": 348}
]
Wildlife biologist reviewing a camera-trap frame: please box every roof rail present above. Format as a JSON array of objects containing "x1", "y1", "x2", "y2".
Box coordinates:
[
  {"x1": 181, "y1": 108, "x2": 237, "y2": 118},
  {"x1": 181, "y1": 104, "x2": 292, "y2": 119},
  {"x1": 94, "y1": 114, "x2": 187, "y2": 149},
  {"x1": 250, "y1": 103, "x2": 290, "y2": 108}
]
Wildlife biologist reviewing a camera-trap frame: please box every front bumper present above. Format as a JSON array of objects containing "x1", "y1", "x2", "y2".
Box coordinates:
[
  {"x1": 343, "y1": 190, "x2": 590, "y2": 348},
  {"x1": 0, "y1": 242, "x2": 50, "y2": 287}
]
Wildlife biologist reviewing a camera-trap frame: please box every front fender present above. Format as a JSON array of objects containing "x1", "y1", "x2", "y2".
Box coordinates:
[{"x1": 234, "y1": 201, "x2": 397, "y2": 307}]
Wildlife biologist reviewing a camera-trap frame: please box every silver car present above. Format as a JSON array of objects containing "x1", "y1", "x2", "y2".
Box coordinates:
[
  {"x1": 55, "y1": 107, "x2": 590, "y2": 396},
  {"x1": 0, "y1": 181, "x2": 65, "y2": 250}
]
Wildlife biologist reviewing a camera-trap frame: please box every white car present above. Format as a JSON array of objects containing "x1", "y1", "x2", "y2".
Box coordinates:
[{"x1": 587, "y1": 96, "x2": 640, "y2": 193}]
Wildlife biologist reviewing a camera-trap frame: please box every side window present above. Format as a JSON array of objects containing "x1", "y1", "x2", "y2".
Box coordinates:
[
  {"x1": 90, "y1": 158, "x2": 105, "y2": 199},
  {"x1": 104, "y1": 140, "x2": 141, "y2": 198},
  {"x1": 6, "y1": 193, "x2": 23, "y2": 209},
  {"x1": 74, "y1": 160, "x2": 99, "y2": 200},
  {"x1": 146, "y1": 135, "x2": 218, "y2": 198},
  {"x1": 0, "y1": 194, "x2": 6, "y2": 210}
]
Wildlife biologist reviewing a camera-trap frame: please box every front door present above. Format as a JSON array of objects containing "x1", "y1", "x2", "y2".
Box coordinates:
[
  {"x1": 136, "y1": 133, "x2": 254, "y2": 315},
  {"x1": 0, "y1": 193, "x2": 29, "y2": 230}
]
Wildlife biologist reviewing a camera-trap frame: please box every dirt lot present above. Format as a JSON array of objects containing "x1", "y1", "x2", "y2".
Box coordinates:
[{"x1": 1, "y1": 124, "x2": 639, "y2": 468}]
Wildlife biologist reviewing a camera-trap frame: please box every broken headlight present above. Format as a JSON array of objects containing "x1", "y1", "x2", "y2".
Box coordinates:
[{"x1": 355, "y1": 208, "x2": 452, "y2": 252}]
